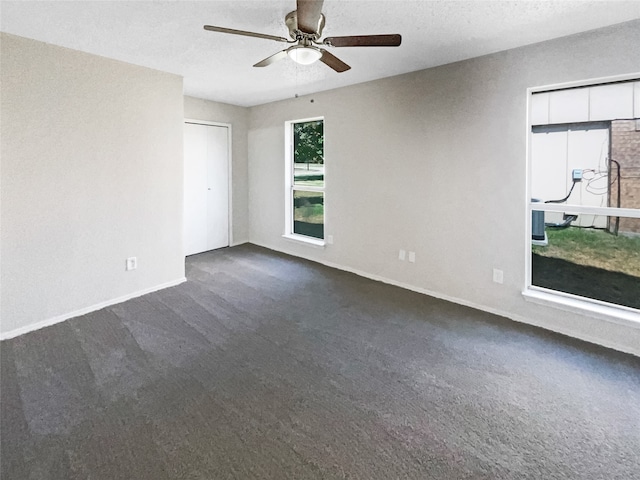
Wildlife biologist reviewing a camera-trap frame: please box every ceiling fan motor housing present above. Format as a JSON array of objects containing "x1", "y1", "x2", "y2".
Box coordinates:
[{"x1": 285, "y1": 11, "x2": 325, "y2": 40}]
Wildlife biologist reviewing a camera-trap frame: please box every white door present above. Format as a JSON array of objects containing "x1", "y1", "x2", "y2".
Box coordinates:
[{"x1": 184, "y1": 122, "x2": 229, "y2": 256}]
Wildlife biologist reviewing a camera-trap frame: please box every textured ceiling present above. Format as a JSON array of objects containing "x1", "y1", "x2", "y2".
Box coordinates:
[{"x1": 2, "y1": 1, "x2": 640, "y2": 107}]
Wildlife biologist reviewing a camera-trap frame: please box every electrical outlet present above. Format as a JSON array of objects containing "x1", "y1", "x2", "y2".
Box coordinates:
[
  {"x1": 327, "y1": 235, "x2": 334, "y2": 244},
  {"x1": 493, "y1": 268, "x2": 504, "y2": 284},
  {"x1": 399, "y1": 249, "x2": 406, "y2": 261},
  {"x1": 126, "y1": 257, "x2": 137, "y2": 271},
  {"x1": 408, "y1": 251, "x2": 416, "y2": 263}
]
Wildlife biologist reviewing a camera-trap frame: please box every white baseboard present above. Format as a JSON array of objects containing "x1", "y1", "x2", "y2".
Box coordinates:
[
  {"x1": 252, "y1": 241, "x2": 639, "y2": 357},
  {"x1": 0, "y1": 277, "x2": 187, "y2": 341}
]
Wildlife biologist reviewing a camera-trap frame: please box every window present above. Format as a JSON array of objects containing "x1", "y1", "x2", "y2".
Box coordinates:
[
  {"x1": 526, "y1": 77, "x2": 640, "y2": 318},
  {"x1": 285, "y1": 118, "x2": 325, "y2": 243}
]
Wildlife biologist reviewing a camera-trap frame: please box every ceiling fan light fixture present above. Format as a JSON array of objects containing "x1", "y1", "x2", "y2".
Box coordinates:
[{"x1": 287, "y1": 45, "x2": 322, "y2": 65}]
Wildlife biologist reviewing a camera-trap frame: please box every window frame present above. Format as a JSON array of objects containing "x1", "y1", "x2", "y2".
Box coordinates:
[
  {"x1": 283, "y1": 116, "x2": 326, "y2": 246},
  {"x1": 523, "y1": 73, "x2": 640, "y2": 327}
]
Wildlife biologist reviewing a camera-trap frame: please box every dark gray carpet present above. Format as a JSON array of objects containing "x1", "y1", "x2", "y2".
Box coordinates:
[{"x1": 2, "y1": 244, "x2": 639, "y2": 479}]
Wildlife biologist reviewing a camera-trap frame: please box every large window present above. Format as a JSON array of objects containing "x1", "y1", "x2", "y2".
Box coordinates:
[
  {"x1": 526, "y1": 77, "x2": 640, "y2": 317},
  {"x1": 285, "y1": 118, "x2": 325, "y2": 242}
]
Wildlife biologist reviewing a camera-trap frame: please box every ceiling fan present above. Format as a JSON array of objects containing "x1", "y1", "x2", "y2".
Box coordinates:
[{"x1": 203, "y1": 0, "x2": 401, "y2": 73}]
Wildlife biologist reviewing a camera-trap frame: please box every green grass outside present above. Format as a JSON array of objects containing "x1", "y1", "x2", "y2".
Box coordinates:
[
  {"x1": 293, "y1": 190, "x2": 324, "y2": 224},
  {"x1": 532, "y1": 227, "x2": 640, "y2": 277},
  {"x1": 294, "y1": 176, "x2": 324, "y2": 187},
  {"x1": 295, "y1": 204, "x2": 324, "y2": 224}
]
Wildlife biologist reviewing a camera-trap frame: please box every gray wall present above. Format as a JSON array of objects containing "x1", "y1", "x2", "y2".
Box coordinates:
[
  {"x1": 247, "y1": 21, "x2": 640, "y2": 355},
  {"x1": 184, "y1": 96, "x2": 249, "y2": 244},
  {"x1": 2, "y1": 22, "x2": 638, "y2": 354},
  {"x1": 0, "y1": 33, "x2": 185, "y2": 336}
]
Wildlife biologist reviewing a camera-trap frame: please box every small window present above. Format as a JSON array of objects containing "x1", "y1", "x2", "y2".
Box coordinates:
[{"x1": 285, "y1": 118, "x2": 325, "y2": 242}]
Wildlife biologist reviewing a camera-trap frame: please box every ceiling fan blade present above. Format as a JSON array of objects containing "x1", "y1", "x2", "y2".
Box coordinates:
[
  {"x1": 319, "y1": 49, "x2": 350, "y2": 73},
  {"x1": 324, "y1": 34, "x2": 402, "y2": 47},
  {"x1": 204, "y1": 25, "x2": 289, "y2": 43},
  {"x1": 296, "y1": 0, "x2": 324, "y2": 34},
  {"x1": 253, "y1": 50, "x2": 289, "y2": 68}
]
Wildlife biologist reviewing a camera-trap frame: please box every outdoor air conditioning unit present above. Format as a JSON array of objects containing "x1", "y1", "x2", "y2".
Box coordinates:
[{"x1": 531, "y1": 198, "x2": 547, "y2": 245}]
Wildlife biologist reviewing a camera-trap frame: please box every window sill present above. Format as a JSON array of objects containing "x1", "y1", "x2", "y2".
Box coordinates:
[
  {"x1": 522, "y1": 288, "x2": 640, "y2": 330},
  {"x1": 282, "y1": 234, "x2": 326, "y2": 248}
]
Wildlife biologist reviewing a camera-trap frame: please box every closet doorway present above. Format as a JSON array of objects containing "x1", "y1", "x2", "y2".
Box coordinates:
[{"x1": 184, "y1": 121, "x2": 231, "y2": 256}]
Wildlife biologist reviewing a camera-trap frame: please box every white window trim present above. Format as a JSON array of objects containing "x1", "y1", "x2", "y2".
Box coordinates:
[
  {"x1": 529, "y1": 204, "x2": 640, "y2": 218},
  {"x1": 523, "y1": 287, "x2": 640, "y2": 330},
  {"x1": 523, "y1": 73, "x2": 640, "y2": 326},
  {"x1": 282, "y1": 233, "x2": 326, "y2": 247},
  {"x1": 283, "y1": 116, "x2": 326, "y2": 247}
]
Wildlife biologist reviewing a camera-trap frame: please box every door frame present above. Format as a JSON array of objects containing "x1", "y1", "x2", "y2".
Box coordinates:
[{"x1": 184, "y1": 119, "x2": 233, "y2": 250}]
